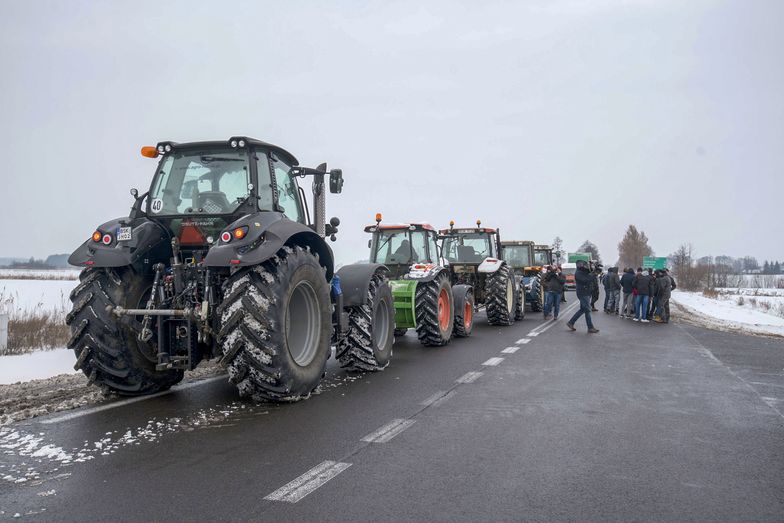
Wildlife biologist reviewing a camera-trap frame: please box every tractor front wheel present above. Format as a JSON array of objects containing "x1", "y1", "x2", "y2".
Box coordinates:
[
  {"x1": 486, "y1": 264, "x2": 515, "y2": 326},
  {"x1": 453, "y1": 289, "x2": 474, "y2": 338}
]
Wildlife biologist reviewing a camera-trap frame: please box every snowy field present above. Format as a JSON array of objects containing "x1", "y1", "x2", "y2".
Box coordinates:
[
  {"x1": 0, "y1": 349, "x2": 79, "y2": 385},
  {"x1": 671, "y1": 290, "x2": 784, "y2": 337},
  {"x1": 0, "y1": 278, "x2": 76, "y2": 316},
  {"x1": 0, "y1": 268, "x2": 80, "y2": 280}
]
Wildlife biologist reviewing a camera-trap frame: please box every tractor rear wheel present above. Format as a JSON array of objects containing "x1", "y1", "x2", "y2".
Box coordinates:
[
  {"x1": 218, "y1": 246, "x2": 332, "y2": 401},
  {"x1": 486, "y1": 264, "x2": 515, "y2": 326},
  {"x1": 394, "y1": 328, "x2": 408, "y2": 337},
  {"x1": 336, "y1": 271, "x2": 395, "y2": 371},
  {"x1": 415, "y1": 273, "x2": 454, "y2": 346},
  {"x1": 529, "y1": 274, "x2": 543, "y2": 312},
  {"x1": 66, "y1": 268, "x2": 184, "y2": 396},
  {"x1": 514, "y1": 281, "x2": 525, "y2": 321},
  {"x1": 453, "y1": 289, "x2": 474, "y2": 338}
]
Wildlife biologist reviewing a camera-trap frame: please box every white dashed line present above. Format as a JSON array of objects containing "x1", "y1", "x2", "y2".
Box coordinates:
[
  {"x1": 264, "y1": 461, "x2": 352, "y2": 503},
  {"x1": 420, "y1": 390, "x2": 457, "y2": 408},
  {"x1": 482, "y1": 357, "x2": 504, "y2": 366},
  {"x1": 39, "y1": 375, "x2": 227, "y2": 425},
  {"x1": 527, "y1": 332, "x2": 539, "y2": 337},
  {"x1": 516, "y1": 338, "x2": 531, "y2": 345},
  {"x1": 501, "y1": 346, "x2": 520, "y2": 354},
  {"x1": 361, "y1": 419, "x2": 416, "y2": 443},
  {"x1": 456, "y1": 371, "x2": 483, "y2": 384}
]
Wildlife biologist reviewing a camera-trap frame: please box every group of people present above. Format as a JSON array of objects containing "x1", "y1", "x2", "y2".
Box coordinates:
[
  {"x1": 540, "y1": 260, "x2": 677, "y2": 333},
  {"x1": 606, "y1": 267, "x2": 676, "y2": 323}
]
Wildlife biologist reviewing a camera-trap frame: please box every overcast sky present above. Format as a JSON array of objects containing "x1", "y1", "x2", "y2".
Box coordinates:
[{"x1": 1, "y1": 0, "x2": 782, "y2": 266}]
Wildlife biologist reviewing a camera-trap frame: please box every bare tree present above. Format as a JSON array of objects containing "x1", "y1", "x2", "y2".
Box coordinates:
[
  {"x1": 552, "y1": 236, "x2": 564, "y2": 264},
  {"x1": 617, "y1": 225, "x2": 653, "y2": 269},
  {"x1": 577, "y1": 240, "x2": 602, "y2": 264}
]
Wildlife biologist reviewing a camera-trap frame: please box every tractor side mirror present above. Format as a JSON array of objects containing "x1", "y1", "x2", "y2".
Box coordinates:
[
  {"x1": 130, "y1": 187, "x2": 139, "y2": 199},
  {"x1": 368, "y1": 239, "x2": 372, "y2": 248},
  {"x1": 329, "y1": 169, "x2": 343, "y2": 194}
]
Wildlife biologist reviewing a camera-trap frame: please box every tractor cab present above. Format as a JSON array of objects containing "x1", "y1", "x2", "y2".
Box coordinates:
[
  {"x1": 439, "y1": 220, "x2": 502, "y2": 267},
  {"x1": 365, "y1": 215, "x2": 440, "y2": 280},
  {"x1": 499, "y1": 241, "x2": 535, "y2": 278}
]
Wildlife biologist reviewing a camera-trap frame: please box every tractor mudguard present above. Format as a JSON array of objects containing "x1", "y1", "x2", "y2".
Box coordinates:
[
  {"x1": 452, "y1": 284, "x2": 473, "y2": 313},
  {"x1": 403, "y1": 264, "x2": 449, "y2": 283},
  {"x1": 337, "y1": 263, "x2": 389, "y2": 308},
  {"x1": 68, "y1": 218, "x2": 168, "y2": 269},
  {"x1": 204, "y1": 211, "x2": 335, "y2": 280},
  {"x1": 477, "y1": 258, "x2": 504, "y2": 273}
]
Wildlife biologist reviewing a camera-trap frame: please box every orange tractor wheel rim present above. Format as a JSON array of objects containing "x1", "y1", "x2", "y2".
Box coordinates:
[
  {"x1": 464, "y1": 301, "x2": 472, "y2": 328},
  {"x1": 438, "y1": 289, "x2": 450, "y2": 331}
]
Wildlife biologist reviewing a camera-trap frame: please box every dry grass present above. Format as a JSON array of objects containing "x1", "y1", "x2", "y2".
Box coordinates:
[
  {"x1": 702, "y1": 288, "x2": 719, "y2": 299},
  {"x1": 1, "y1": 288, "x2": 70, "y2": 355}
]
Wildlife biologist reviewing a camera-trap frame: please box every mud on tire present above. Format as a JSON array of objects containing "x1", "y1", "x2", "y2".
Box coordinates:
[
  {"x1": 415, "y1": 273, "x2": 454, "y2": 347},
  {"x1": 486, "y1": 263, "x2": 516, "y2": 326},
  {"x1": 453, "y1": 288, "x2": 474, "y2": 338},
  {"x1": 336, "y1": 271, "x2": 395, "y2": 371},
  {"x1": 66, "y1": 268, "x2": 184, "y2": 396},
  {"x1": 217, "y1": 246, "x2": 332, "y2": 401}
]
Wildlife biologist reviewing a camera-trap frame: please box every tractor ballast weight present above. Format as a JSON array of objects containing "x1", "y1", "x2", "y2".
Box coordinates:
[
  {"x1": 364, "y1": 218, "x2": 465, "y2": 346},
  {"x1": 67, "y1": 137, "x2": 395, "y2": 401}
]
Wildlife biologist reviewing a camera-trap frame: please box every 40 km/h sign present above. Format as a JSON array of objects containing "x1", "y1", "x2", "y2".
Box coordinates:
[{"x1": 643, "y1": 256, "x2": 668, "y2": 270}]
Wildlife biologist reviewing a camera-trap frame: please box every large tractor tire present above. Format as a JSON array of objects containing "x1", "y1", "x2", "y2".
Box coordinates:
[
  {"x1": 394, "y1": 328, "x2": 408, "y2": 338},
  {"x1": 66, "y1": 268, "x2": 184, "y2": 396},
  {"x1": 514, "y1": 282, "x2": 525, "y2": 321},
  {"x1": 415, "y1": 273, "x2": 454, "y2": 346},
  {"x1": 336, "y1": 271, "x2": 395, "y2": 371},
  {"x1": 486, "y1": 264, "x2": 516, "y2": 326},
  {"x1": 218, "y1": 246, "x2": 332, "y2": 402},
  {"x1": 529, "y1": 274, "x2": 543, "y2": 312},
  {"x1": 453, "y1": 288, "x2": 474, "y2": 338}
]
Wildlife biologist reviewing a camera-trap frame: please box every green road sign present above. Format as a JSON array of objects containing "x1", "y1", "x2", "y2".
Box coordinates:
[
  {"x1": 568, "y1": 252, "x2": 592, "y2": 263},
  {"x1": 643, "y1": 256, "x2": 667, "y2": 270}
]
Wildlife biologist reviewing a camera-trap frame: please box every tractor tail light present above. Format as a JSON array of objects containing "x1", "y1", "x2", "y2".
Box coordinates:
[
  {"x1": 92, "y1": 231, "x2": 102, "y2": 242},
  {"x1": 102, "y1": 234, "x2": 112, "y2": 245},
  {"x1": 220, "y1": 231, "x2": 232, "y2": 243}
]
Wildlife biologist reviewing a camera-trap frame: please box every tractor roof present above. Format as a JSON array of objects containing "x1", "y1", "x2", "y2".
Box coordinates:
[
  {"x1": 534, "y1": 244, "x2": 551, "y2": 250},
  {"x1": 364, "y1": 223, "x2": 436, "y2": 233},
  {"x1": 438, "y1": 227, "x2": 497, "y2": 235},
  {"x1": 500, "y1": 240, "x2": 535, "y2": 246},
  {"x1": 155, "y1": 136, "x2": 299, "y2": 166}
]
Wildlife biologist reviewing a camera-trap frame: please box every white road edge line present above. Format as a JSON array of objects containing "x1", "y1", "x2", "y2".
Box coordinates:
[
  {"x1": 264, "y1": 461, "x2": 352, "y2": 503},
  {"x1": 482, "y1": 357, "x2": 504, "y2": 366},
  {"x1": 501, "y1": 346, "x2": 520, "y2": 354},
  {"x1": 526, "y1": 301, "x2": 581, "y2": 337},
  {"x1": 456, "y1": 371, "x2": 483, "y2": 384},
  {"x1": 39, "y1": 375, "x2": 227, "y2": 425},
  {"x1": 361, "y1": 419, "x2": 416, "y2": 443}
]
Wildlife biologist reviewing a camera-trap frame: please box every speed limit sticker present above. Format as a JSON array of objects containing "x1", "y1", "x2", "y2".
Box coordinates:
[{"x1": 151, "y1": 198, "x2": 163, "y2": 213}]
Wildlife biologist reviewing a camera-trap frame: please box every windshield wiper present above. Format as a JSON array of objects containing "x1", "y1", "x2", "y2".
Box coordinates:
[{"x1": 199, "y1": 156, "x2": 245, "y2": 163}]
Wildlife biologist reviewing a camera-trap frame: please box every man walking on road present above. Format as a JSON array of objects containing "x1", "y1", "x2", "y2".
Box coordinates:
[
  {"x1": 632, "y1": 268, "x2": 651, "y2": 322},
  {"x1": 567, "y1": 260, "x2": 599, "y2": 333},
  {"x1": 543, "y1": 265, "x2": 566, "y2": 320}
]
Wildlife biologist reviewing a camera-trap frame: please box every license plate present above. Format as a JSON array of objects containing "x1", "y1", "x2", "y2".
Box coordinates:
[{"x1": 117, "y1": 227, "x2": 132, "y2": 241}]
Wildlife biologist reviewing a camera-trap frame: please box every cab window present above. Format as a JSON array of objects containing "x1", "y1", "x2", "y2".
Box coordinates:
[
  {"x1": 271, "y1": 156, "x2": 304, "y2": 223},
  {"x1": 427, "y1": 232, "x2": 440, "y2": 263},
  {"x1": 254, "y1": 150, "x2": 274, "y2": 211},
  {"x1": 410, "y1": 231, "x2": 428, "y2": 263}
]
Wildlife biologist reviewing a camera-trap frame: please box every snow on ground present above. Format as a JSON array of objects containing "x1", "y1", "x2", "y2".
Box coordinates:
[
  {"x1": 0, "y1": 349, "x2": 79, "y2": 385},
  {"x1": 0, "y1": 268, "x2": 79, "y2": 280},
  {"x1": 0, "y1": 279, "x2": 76, "y2": 316},
  {"x1": 671, "y1": 290, "x2": 784, "y2": 338}
]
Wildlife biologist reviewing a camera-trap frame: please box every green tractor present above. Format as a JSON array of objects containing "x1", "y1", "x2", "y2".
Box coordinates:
[
  {"x1": 439, "y1": 221, "x2": 523, "y2": 326},
  {"x1": 363, "y1": 214, "x2": 474, "y2": 346},
  {"x1": 67, "y1": 137, "x2": 395, "y2": 401},
  {"x1": 499, "y1": 241, "x2": 553, "y2": 312}
]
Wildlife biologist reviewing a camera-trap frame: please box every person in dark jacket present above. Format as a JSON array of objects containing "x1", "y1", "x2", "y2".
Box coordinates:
[
  {"x1": 632, "y1": 268, "x2": 651, "y2": 322},
  {"x1": 542, "y1": 265, "x2": 566, "y2": 320},
  {"x1": 590, "y1": 264, "x2": 603, "y2": 312},
  {"x1": 647, "y1": 268, "x2": 657, "y2": 320},
  {"x1": 605, "y1": 267, "x2": 621, "y2": 314},
  {"x1": 654, "y1": 270, "x2": 672, "y2": 322},
  {"x1": 620, "y1": 268, "x2": 635, "y2": 318},
  {"x1": 567, "y1": 260, "x2": 599, "y2": 333}
]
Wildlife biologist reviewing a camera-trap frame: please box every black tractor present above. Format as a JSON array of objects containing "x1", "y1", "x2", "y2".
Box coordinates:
[
  {"x1": 67, "y1": 137, "x2": 395, "y2": 401},
  {"x1": 439, "y1": 221, "x2": 522, "y2": 326}
]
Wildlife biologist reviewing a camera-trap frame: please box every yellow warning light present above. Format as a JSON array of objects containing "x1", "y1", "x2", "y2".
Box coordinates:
[{"x1": 375, "y1": 213, "x2": 382, "y2": 223}]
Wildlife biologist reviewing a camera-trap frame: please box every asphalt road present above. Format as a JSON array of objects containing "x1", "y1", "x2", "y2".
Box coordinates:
[{"x1": 1, "y1": 297, "x2": 783, "y2": 521}]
